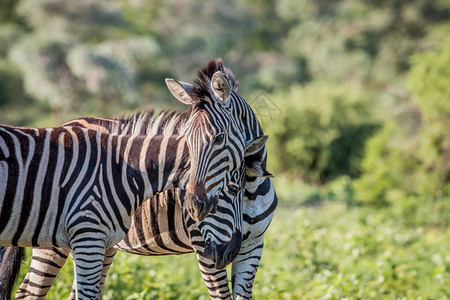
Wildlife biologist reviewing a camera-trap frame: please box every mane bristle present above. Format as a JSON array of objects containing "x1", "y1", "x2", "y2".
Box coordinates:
[
  {"x1": 192, "y1": 58, "x2": 239, "y2": 102},
  {"x1": 107, "y1": 107, "x2": 189, "y2": 136}
]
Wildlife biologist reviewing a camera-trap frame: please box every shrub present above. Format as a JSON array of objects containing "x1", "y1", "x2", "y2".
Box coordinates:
[
  {"x1": 0, "y1": 60, "x2": 26, "y2": 106},
  {"x1": 410, "y1": 38, "x2": 450, "y2": 198},
  {"x1": 352, "y1": 122, "x2": 422, "y2": 205},
  {"x1": 263, "y1": 81, "x2": 378, "y2": 184},
  {"x1": 354, "y1": 38, "x2": 450, "y2": 205}
]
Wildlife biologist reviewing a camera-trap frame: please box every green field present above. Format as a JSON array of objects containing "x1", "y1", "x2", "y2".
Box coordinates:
[{"x1": 14, "y1": 200, "x2": 450, "y2": 299}]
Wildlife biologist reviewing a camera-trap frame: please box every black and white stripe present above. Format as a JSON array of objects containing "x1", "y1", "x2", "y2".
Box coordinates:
[
  {"x1": 0, "y1": 125, "x2": 194, "y2": 299},
  {"x1": 1, "y1": 59, "x2": 277, "y2": 300},
  {"x1": 0, "y1": 68, "x2": 254, "y2": 299}
]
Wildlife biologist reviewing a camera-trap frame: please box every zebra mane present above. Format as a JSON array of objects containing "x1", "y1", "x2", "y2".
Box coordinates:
[
  {"x1": 192, "y1": 58, "x2": 239, "y2": 102},
  {"x1": 107, "y1": 107, "x2": 190, "y2": 137}
]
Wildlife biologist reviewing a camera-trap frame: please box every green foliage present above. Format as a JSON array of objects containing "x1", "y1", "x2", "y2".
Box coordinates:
[
  {"x1": 354, "y1": 38, "x2": 450, "y2": 204},
  {"x1": 0, "y1": 0, "x2": 23, "y2": 24},
  {"x1": 254, "y1": 203, "x2": 450, "y2": 299},
  {"x1": 410, "y1": 38, "x2": 450, "y2": 119},
  {"x1": 265, "y1": 82, "x2": 378, "y2": 184},
  {"x1": 0, "y1": 24, "x2": 23, "y2": 58},
  {"x1": 0, "y1": 60, "x2": 25, "y2": 106},
  {"x1": 410, "y1": 38, "x2": 450, "y2": 197},
  {"x1": 1, "y1": 0, "x2": 449, "y2": 128},
  {"x1": 353, "y1": 122, "x2": 423, "y2": 205},
  {"x1": 273, "y1": 174, "x2": 356, "y2": 208}
]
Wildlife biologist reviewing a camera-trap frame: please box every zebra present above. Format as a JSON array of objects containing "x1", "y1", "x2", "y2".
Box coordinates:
[
  {"x1": 1, "y1": 59, "x2": 278, "y2": 299},
  {"x1": 0, "y1": 67, "x2": 264, "y2": 299}
]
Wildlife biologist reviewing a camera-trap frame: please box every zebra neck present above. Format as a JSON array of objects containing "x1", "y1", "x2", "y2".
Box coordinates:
[{"x1": 118, "y1": 134, "x2": 189, "y2": 203}]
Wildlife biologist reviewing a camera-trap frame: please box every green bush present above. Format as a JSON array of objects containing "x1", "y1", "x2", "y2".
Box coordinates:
[
  {"x1": 0, "y1": 60, "x2": 26, "y2": 106},
  {"x1": 354, "y1": 38, "x2": 450, "y2": 205},
  {"x1": 264, "y1": 82, "x2": 378, "y2": 184},
  {"x1": 353, "y1": 122, "x2": 422, "y2": 205},
  {"x1": 410, "y1": 38, "x2": 450, "y2": 198}
]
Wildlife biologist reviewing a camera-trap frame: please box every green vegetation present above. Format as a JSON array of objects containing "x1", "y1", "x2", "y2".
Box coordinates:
[
  {"x1": 265, "y1": 82, "x2": 378, "y2": 184},
  {"x1": 3, "y1": 0, "x2": 450, "y2": 298},
  {"x1": 255, "y1": 203, "x2": 450, "y2": 299},
  {"x1": 354, "y1": 38, "x2": 450, "y2": 205}
]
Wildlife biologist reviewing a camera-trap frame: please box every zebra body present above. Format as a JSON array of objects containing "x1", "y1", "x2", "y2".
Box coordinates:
[
  {"x1": 0, "y1": 126, "x2": 187, "y2": 246},
  {"x1": 3, "y1": 59, "x2": 278, "y2": 299},
  {"x1": 0, "y1": 125, "x2": 196, "y2": 299}
]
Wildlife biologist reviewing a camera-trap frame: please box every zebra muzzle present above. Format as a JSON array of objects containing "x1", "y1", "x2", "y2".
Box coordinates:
[
  {"x1": 185, "y1": 184, "x2": 216, "y2": 221},
  {"x1": 203, "y1": 230, "x2": 243, "y2": 269}
]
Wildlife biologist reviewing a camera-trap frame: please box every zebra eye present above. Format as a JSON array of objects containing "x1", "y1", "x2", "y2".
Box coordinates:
[{"x1": 213, "y1": 133, "x2": 225, "y2": 143}]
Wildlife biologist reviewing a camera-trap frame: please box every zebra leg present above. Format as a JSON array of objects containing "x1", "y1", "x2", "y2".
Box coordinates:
[
  {"x1": 68, "y1": 247, "x2": 117, "y2": 300},
  {"x1": 71, "y1": 244, "x2": 106, "y2": 300},
  {"x1": 98, "y1": 247, "x2": 117, "y2": 297},
  {"x1": 231, "y1": 236, "x2": 265, "y2": 300},
  {"x1": 69, "y1": 278, "x2": 76, "y2": 300},
  {"x1": 15, "y1": 247, "x2": 70, "y2": 300},
  {"x1": 196, "y1": 253, "x2": 232, "y2": 300}
]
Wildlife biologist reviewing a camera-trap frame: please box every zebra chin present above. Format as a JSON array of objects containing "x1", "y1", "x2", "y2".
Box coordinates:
[
  {"x1": 185, "y1": 193, "x2": 219, "y2": 222},
  {"x1": 203, "y1": 230, "x2": 243, "y2": 269}
]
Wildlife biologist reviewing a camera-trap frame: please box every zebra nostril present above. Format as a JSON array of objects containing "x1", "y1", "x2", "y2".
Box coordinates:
[
  {"x1": 209, "y1": 195, "x2": 218, "y2": 214},
  {"x1": 210, "y1": 203, "x2": 216, "y2": 214},
  {"x1": 198, "y1": 201, "x2": 204, "y2": 211},
  {"x1": 226, "y1": 251, "x2": 232, "y2": 262}
]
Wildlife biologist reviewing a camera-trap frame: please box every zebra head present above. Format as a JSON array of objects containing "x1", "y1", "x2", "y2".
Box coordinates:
[
  {"x1": 168, "y1": 59, "x2": 274, "y2": 181},
  {"x1": 183, "y1": 134, "x2": 268, "y2": 269},
  {"x1": 166, "y1": 70, "x2": 257, "y2": 222},
  {"x1": 167, "y1": 59, "x2": 273, "y2": 268}
]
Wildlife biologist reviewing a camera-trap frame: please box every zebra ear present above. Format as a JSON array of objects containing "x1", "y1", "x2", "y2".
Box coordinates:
[
  {"x1": 244, "y1": 135, "x2": 274, "y2": 178},
  {"x1": 244, "y1": 135, "x2": 268, "y2": 157},
  {"x1": 165, "y1": 78, "x2": 195, "y2": 105},
  {"x1": 210, "y1": 71, "x2": 231, "y2": 104}
]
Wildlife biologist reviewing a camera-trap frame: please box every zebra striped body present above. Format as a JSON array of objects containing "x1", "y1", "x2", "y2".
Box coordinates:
[
  {"x1": 0, "y1": 126, "x2": 190, "y2": 247},
  {"x1": 0, "y1": 125, "x2": 196, "y2": 299},
  {"x1": 3, "y1": 59, "x2": 278, "y2": 299}
]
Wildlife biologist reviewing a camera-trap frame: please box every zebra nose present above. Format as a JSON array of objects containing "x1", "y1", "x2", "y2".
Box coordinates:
[
  {"x1": 185, "y1": 183, "x2": 211, "y2": 221},
  {"x1": 203, "y1": 239, "x2": 216, "y2": 262},
  {"x1": 186, "y1": 183, "x2": 207, "y2": 195},
  {"x1": 210, "y1": 195, "x2": 218, "y2": 214},
  {"x1": 186, "y1": 191, "x2": 218, "y2": 222},
  {"x1": 227, "y1": 250, "x2": 233, "y2": 262},
  {"x1": 214, "y1": 230, "x2": 243, "y2": 269}
]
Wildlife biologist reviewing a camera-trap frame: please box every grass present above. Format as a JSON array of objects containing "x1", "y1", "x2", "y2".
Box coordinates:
[
  {"x1": 253, "y1": 203, "x2": 450, "y2": 299},
  {"x1": 14, "y1": 200, "x2": 450, "y2": 299}
]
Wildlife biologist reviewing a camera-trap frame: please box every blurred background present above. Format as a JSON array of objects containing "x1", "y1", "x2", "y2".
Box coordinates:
[{"x1": 2, "y1": 0, "x2": 450, "y2": 298}]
